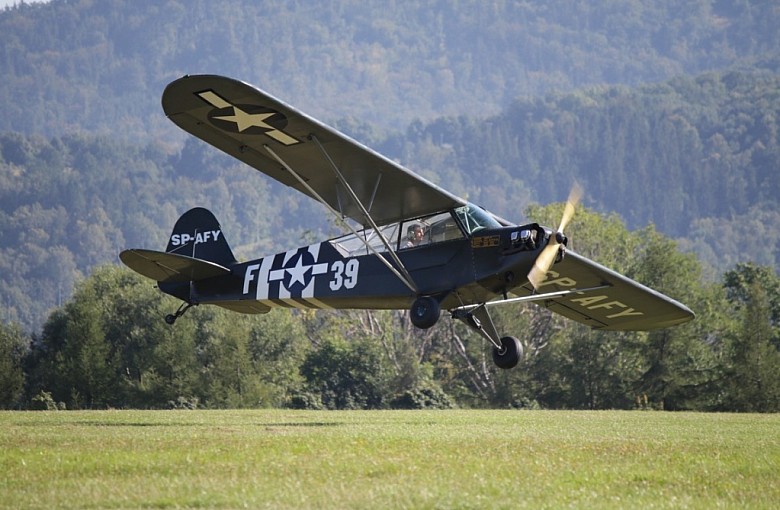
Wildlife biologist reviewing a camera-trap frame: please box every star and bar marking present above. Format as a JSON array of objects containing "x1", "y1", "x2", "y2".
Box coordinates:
[{"x1": 197, "y1": 90, "x2": 300, "y2": 145}]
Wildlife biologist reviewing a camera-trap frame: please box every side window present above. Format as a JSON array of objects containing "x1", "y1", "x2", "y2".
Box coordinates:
[
  {"x1": 428, "y1": 213, "x2": 464, "y2": 243},
  {"x1": 330, "y1": 223, "x2": 401, "y2": 257},
  {"x1": 400, "y1": 212, "x2": 465, "y2": 249}
]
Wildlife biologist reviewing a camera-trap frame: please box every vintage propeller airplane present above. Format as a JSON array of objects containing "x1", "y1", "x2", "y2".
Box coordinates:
[{"x1": 120, "y1": 75, "x2": 694, "y2": 369}]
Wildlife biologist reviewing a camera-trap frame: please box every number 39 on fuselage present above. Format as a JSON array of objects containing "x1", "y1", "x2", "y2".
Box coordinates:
[{"x1": 120, "y1": 74, "x2": 694, "y2": 370}]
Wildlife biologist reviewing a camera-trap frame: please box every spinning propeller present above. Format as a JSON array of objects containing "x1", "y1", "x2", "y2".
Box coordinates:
[{"x1": 527, "y1": 183, "x2": 583, "y2": 290}]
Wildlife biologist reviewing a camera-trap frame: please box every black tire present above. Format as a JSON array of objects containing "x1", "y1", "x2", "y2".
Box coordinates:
[
  {"x1": 492, "y1": 336, "x2": 523, "y2": 369},
  {"x1": 164, "y1": 314, "x2": 177, "y2": 325},
  {"x1": 409, "y1": 296, "x2": 440, "y2": 329}
]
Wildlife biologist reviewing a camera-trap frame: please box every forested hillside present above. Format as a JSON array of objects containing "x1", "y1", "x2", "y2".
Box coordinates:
[
  {"x1": 2, "y1": 0, "x2": 779, "y2": 137},
  {"x1": 403, "y1": 67, "x2": 780, "y2": 271}
]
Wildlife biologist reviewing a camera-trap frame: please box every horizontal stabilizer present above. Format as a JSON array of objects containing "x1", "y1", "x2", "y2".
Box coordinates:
[{"x1": 120, "y1": 249, "x2": 231, "y2": 283}]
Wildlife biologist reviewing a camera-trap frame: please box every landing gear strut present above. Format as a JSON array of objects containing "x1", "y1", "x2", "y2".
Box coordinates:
[
  {"x1": 164, "y1": 302, "x2": 194, "y2": 325},
  {"x1": 452, "y1": 304, "x2": 524, "y2": 369}
]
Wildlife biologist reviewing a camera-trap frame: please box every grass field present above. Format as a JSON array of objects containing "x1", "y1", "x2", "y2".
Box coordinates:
[{"x1": 1, "y1": 410, "x2": 778, "y2": 509}]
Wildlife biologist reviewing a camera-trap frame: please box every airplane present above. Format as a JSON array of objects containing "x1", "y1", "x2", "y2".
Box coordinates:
[{"x1": 120, "y1": 74, "x2": 695, "y2": 369}]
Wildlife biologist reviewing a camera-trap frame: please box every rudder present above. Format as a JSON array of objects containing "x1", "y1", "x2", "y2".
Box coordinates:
[{"x1": 166, "y1": 207, "x2": 237, "y2": 266}]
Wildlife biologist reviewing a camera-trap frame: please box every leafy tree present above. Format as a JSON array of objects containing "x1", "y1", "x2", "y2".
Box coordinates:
[
  {"x1": 299, "y1": 329, "x2": 393, "y2": 410},
  {"x1": 722, "y1": 265, "x2": 780, "y2": 412},
  {"x1": 0, "y1": 321, "x2": 27, "y2": 408},
  {"x1": 627, "y1": 227, "x2": 719, "y2": 410},
  {"x1": 190, "y1": 307, "x2": 306, "y2": 408},
  {"x1": 723, "y1": 263, "x2": 780, "y2": 338}
]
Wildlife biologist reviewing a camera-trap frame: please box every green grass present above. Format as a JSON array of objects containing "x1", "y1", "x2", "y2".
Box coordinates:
[{"x1": 1, "y1": 410, "x2": 778, "y2": 509}]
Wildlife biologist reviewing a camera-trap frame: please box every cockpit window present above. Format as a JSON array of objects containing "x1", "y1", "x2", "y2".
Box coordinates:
[
  {"x1": 454, "y1": 204, "x2": 502, "y2": 234},
  {"x1": 329, "y1": 203, "x2": 496, "y2": 256},
  {"x1": 401, "y1": 210, "x2": 464, "y2": 249},
  {"x1": 329, "y1": 222, "x2": 401, "y2": 257}
]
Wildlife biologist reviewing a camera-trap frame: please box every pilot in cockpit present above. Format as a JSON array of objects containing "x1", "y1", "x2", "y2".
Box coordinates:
[{"x1": 405, "y1": 224, "x2": 425, "y2": 248}]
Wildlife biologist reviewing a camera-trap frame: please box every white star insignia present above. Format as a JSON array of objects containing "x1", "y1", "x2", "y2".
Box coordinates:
[{"x1": 285, "y1": 256, "x2": 310, "y2": 287}]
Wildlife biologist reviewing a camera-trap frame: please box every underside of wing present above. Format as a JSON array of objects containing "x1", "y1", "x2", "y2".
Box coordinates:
[
  {"x1": 162, "y1": 74, "x2": 465, "y2": 227},
  {"x1": 520, "y1": 251, "x2": 695, "y2": 331},
  {"x1": 119, "y1": 249, "x2": 231, "y2": 283}
]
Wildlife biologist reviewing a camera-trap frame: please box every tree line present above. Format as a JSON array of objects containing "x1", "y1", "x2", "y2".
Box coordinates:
[{"x1": 2, "y1": 205, "x2": 778, "y2": 412}]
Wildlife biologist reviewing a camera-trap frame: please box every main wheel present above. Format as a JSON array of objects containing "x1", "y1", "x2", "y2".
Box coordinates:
[
  {"x1": 409, "y1": 296, "x2": 440, "y2": 329},
  {"x1": 492, "y1": 336, "x2": 524, "y2": 369},
  {"x1": 164, "y1": 314, "x2": 177, "y2": 325}
]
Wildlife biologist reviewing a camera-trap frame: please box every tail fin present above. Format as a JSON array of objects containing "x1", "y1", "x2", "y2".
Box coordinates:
[
  {"x1": 166, "y1": 207, "x2": 237, "y2": 266},
  {"x1": 120, "y1": 207, "x2": 236, "y2": 284}
]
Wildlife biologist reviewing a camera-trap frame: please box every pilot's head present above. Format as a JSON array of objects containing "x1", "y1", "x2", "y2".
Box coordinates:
[{"x1": 408, "y1": 224, "x2": 422, "y2": 240}]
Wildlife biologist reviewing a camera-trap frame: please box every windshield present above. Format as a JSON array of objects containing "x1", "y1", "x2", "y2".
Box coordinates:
[{"x1": 454, "y1": 204, "x2": 502, "y2": 234}]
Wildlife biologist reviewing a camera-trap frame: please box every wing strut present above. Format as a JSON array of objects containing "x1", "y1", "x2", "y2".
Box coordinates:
[
  {"x1": 456, "y1": 285, "x2": 613, "y2": 310},
  {"x1": 262, "y1": 144, "x2": 418, "y2": 294},
  {"x1": 308, "y1": 134, "x2": 418, "y2": 289}
]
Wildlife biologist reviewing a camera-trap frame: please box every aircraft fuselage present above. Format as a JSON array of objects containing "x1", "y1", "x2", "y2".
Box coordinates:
[{"x1": 159, "y1": 223, "x2": 546, "y2": 314}]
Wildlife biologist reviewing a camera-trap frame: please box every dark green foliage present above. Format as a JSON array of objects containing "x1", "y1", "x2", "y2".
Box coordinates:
[
  {"x1": 24, "y1": 266, "x2": 306, "y2": 409},
  {"x1": 8, "y1": 216, "x2": 778, "y2": 412},
  {"x1": 389, "y1": 383, "x2": 455, "y2": 410},
  {"x1": 0, "y1": 133, "x2": 327, "y2": 332},
  {"x1": 721, "y1": 265, "x2": 780, "y2": 412},
  {"x1": 286, "y1": 391, "x2": 324, "y2": 410},
  {"x1": 299, "y1": 337, "x2": 392, "y2": 410},
  {"x1": 0, "y1": 322, "x2": 27, "y2": 408}
]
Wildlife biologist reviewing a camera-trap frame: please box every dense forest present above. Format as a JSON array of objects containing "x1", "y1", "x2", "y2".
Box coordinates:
[
  {"x1": 1, "y1": 0, "x2": 779, "y2": 410},
  {"x1": 2, "y1": 0, "x2": 780, "y2": 137}
]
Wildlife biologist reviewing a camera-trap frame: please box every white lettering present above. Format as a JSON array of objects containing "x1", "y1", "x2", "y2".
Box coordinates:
[
  {"x1": 170, "y1": 230, "x2": 222, "y2": 246},
  {"x1": 330, "y1": 259, "x2": 360, "y2": 291},
  {"x1": 330, "y1": 260, "x2": 344, "y2": 291},
  {"x1": 243, "y1": 264, "x2": 260, "y2": 294},
  {"x1": 344, "y1": 259, "x2": 359, "y2": 289}
]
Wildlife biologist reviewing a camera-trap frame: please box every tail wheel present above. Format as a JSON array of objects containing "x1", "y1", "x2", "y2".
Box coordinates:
[
  {"x1": 409, "y1": 296, "x2": 440, "y2": 329},
  {"x1": 492, "y1": 336, "x2": 524, "y2": 369},
  {"x1": 164, "y1": 302, "x2": 194, "y2": 326}
]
